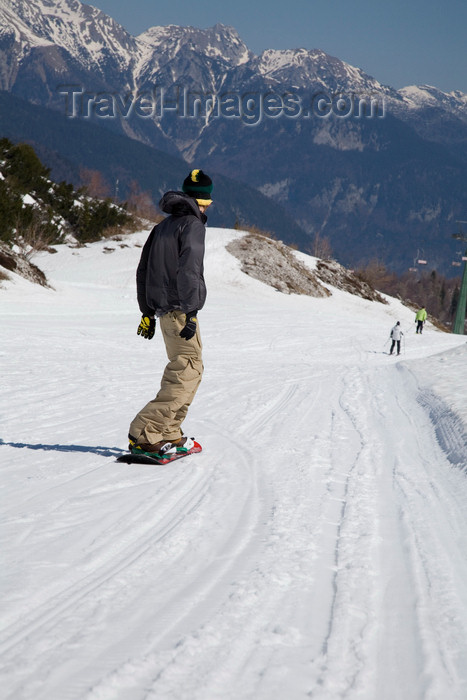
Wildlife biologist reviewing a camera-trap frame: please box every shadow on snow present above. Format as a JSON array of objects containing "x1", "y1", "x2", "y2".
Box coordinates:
[{"x1": 0, "y1": 439, "x2": 124, "y2": 457}]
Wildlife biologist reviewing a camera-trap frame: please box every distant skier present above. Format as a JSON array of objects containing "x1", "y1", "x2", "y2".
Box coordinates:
[
  {"x1": 127, "y1": 169, "x2": 213, "y2": 459},
  {"x1": 415, "y1": 307, "x2": 427, "y2": 334},
  {"x1": 389, "y1": 321, "x2": 404, "y2": 355}
]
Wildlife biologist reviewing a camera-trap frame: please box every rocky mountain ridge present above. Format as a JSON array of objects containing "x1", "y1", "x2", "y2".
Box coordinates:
[
  {"x1": 2, "y1": 0, "x2": 464, "y2": 129},
  {"x1": 1, "y1": 0, "x2": 466, "y2": 274}
]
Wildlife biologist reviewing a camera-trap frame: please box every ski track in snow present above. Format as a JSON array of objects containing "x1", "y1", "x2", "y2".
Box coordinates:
[{"x1": 1, "y1": 230, "x2": 467, "y2": 700}]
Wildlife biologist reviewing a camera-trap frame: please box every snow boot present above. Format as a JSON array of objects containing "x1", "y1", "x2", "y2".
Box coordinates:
[
  {"x1": 171, "y1": 436, "x2": 196, "y2": 453},
  {"x1": 130, "y1": 439, "x2": 177, "y2": 458}
]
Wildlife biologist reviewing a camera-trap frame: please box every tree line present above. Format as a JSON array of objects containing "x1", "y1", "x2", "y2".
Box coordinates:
[{"x1": 355, "y1": 260, "x2": 462, "y2": 330}]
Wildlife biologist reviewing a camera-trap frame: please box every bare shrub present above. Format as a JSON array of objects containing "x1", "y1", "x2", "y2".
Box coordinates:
[
  {"x1": 15, "y1": 214, "x2": 59, "y2": 258},
  {"x1": 234, "y1": 220, "x2": 277, "y2": 241},
  {"x1": 310, "y1": 232, "x2": 333, "y2": 260},
  {"x1": 126, "y1": 180, "x2": 162, "y2": 222}
]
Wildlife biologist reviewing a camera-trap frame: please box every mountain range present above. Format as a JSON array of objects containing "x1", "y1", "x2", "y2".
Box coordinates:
[{"x1": 1, "y1": 0, "x2": 466, "y2": 274}]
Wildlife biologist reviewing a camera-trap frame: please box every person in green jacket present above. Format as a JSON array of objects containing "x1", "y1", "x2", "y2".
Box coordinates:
[{"x1": 415, "y1": 307, "x2": 427, "y2": 334}]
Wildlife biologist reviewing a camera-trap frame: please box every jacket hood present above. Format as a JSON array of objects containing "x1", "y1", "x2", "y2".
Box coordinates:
[{"x1": 159, "y1": 191, "x2": 206, "y2": 221}]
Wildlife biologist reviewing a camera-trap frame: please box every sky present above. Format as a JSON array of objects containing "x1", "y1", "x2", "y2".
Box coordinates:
[{"x1": 86, "y1": 0, "x2": 467, "y2": 93}]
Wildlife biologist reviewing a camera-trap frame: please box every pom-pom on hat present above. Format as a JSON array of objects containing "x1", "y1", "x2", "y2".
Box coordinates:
[{"x1": 182, "y1": 169, "x2": 213, "y2": 206}]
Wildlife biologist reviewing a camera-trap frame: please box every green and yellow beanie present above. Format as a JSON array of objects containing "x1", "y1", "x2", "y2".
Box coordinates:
[{"x1": 182, "y1": 169, "x2": 213, "y2": 206}]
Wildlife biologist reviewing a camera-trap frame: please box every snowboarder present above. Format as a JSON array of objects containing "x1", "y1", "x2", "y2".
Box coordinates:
[
  {"x1": 127, "y1": 169, "x2": 213, "y2": 459},
  {"x1": 415, "y1": 306, "x2": 427, "y2": 334},
  {"x1": 389, "y1": 321, "x2": 404, "y2": 355}
]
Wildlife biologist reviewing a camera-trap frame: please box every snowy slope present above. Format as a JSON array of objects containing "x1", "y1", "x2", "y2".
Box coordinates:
[{"x1": 1, "y1": 229, "x2": 467, "y2": 700}]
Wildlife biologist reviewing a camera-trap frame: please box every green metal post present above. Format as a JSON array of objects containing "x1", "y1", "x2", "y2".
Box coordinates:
[{"x1": 453, "y1": 246, "x2": 467, "y2": 335}]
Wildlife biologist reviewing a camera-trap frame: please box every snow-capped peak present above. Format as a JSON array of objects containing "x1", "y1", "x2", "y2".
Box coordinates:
[
  {"x1": 399, "y1": 84, "x2": 467, "y2": 115},
  {"x1": 255, "y1": 47, "x2": 390, "y2": 94},
  {"x1": 137, "y1": 22, "x2": 251, "y2": 68},
  {"x1": 0, "y1": 1, "x2": 253, "y2": 89},
  {"x1": 0, "y1": 0, "x2": 138, "y2": 71}
]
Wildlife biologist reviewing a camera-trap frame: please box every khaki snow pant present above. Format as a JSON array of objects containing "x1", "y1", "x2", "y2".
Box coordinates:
[{"x1": 129, "y1": 310, "x2": 203, "y2": 445}]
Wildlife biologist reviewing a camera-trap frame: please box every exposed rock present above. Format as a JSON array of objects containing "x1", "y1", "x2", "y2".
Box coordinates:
[
  {"x1": 315, "y1": 258, "x2": 387, "y2": 303},
  {"x1": 227, "y1": 233, "x2": 330, "y2": 298},
  {"x1": 0, "y1": 244, "x2": 50, "y2": 288},
  {"x1": 227, "y1": 232, "x2": 387, "y2": 303}
]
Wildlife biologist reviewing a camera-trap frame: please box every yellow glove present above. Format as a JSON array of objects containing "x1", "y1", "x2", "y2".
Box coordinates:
[{"x1": 137, "y1": 315, "x2": 155, "y2": 340}]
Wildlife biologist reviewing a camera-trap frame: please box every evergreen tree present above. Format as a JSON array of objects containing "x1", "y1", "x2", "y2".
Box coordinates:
[
  {"x1": 3, "y1": 142, "x2": 50, "y2": 196},
  {"x1": 0, "y1": 139, "x2": 133, "y2": 247}
]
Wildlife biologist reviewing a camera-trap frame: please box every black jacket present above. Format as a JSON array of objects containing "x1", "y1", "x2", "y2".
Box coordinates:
[{"x1": 136, "y1": 192, "x2": 207, "y2": 317}]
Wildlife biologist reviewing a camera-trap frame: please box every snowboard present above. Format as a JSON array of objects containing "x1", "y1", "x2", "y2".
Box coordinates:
[{"x1": 116, "y1": 441, "x2": 202, "y2": 465}]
